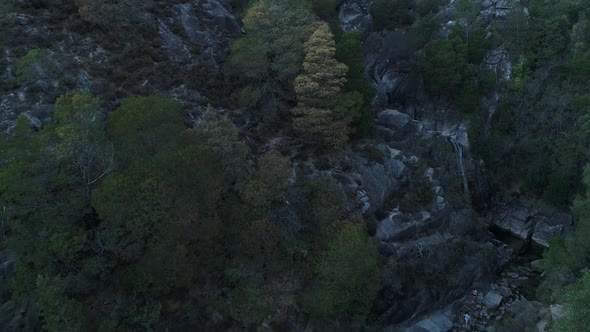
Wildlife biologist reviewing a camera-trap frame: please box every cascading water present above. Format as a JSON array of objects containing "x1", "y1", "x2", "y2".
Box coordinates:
[{"x1": 449, "y1": 138, "x2": 469, "y2": 193}]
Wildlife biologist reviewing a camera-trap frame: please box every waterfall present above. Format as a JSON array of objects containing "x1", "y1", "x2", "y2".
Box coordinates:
[{"x1": 449, "y1": 138, "x2": 469, "y2": 193}]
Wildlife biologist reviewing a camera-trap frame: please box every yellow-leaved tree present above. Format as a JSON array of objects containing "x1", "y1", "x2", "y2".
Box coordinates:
[{"x1": 292, "y1": 23, "x2": 350, "y2": 149}]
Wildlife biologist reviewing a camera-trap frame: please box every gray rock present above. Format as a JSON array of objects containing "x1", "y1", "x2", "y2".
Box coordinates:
[
  {"x1": 199, "y1": 0, "x2": 242, "y2": 35},
  {"x1": 377, "y1": 109, "x2": 415, "y2": 141},
  {"x1": 404, "y1": 307, "x2": 455, "y2": 332},
  {"x1": 492, "y1": 200, "x2": 533, "y2": 240},
  {"x1": 531, "y1": 210, "x2": 574, "y2": 247},
  {"x1": 530, "y1": 259, "x2": 543, "y2": 272},
  {"x1": 24, "y1": 113, "x2": 42, "y2": 130},
  {"x1": 158, "y1": 20, "x2": 193, "y2": 63},
  {"x1": 433, "y1": 186, "x2": 444, "y2": 195},
  {"x1": 174, "y1": 2, "x2": 234, "y2": 69},
  {"x1": 351, "y1": 150, "x2": 406, "y2": 212},
  {"x1": 550, "y1": 304, "x2": 567, "y2": 321},
  {"x1": 338, "y1": 0, "x2": 371, "y2": 32},
  {"x1": 376, "y1": 211, "x2": 437, "y2": 242},
  {"x1": 365, "y1": 30, "x2": 417, "y2": 109},
  {"x1": 377, "y1": 109, "x2": 411, "y2": 129},
  {"x1": 498, "y1": 286, "x2": 512, "y2": 297},
  {"x1": 483, "y1": 291, "x2": 503, "y2": 310},
  {"x1": 435, "y1": 196, "x2": 445, "y2": 204},
  {"x1": 532, "y1": 217, "x2": 564, "y2": 248}
]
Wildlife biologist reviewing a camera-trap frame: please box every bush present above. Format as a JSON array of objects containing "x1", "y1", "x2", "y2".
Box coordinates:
[{"x1": 14, "y1": 49, "x2": 56, "y2": 85}]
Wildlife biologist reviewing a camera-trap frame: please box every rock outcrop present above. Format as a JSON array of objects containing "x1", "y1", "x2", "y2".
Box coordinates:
[{"x1": 491, "y1": 199, "x2": 574, "y2": 247}]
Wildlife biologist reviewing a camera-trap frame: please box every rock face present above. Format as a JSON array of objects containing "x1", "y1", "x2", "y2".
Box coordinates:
[
  {"x1": 492, "y1": 200, "x2": 534, "y2": 240},
  {"x1": 532, "y1": 211, "x2": 574, "y2": 247},
  {"x1": 377, "y1": 109, "x2": 416, "y2": 141},
  {"x1": 491, "y1": 199, "x2": 574, "y2": 246},
  {"x1": 377, "y1": 211, "x2": 436, "y2": 242},
  {"x1": 364, "y1": 30, "x2": 417, "y2": 109},
  {"x1": 172, "y1": 1, "x2": 239, "y2": 69},
  {"x1": 338, "y1": 0, "x2": 372, "y2": 32},
  {"x1": 401, "y1": 306, "x2": 455, "y2": 332},
  {"x1": 350, "y1": 149, "x2": 406, "y2": 212}
]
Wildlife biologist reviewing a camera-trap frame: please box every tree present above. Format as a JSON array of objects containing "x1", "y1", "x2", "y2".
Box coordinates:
[
  {"x1": 224, "y1": 0, "x2": 315, "y2": 124},
  {"x1": 410, "y1": 13, "x2": 439, "y2": 49},
  {"x1": 47, "y1": 92, "x2": 114, "y2": 193},
  {"x1": 240, "y1": 150, "x2": 291, "y2": 207},
  {"x1": 107, "y1": 95, "x2": 184, "y2": 169},
  {"x1": 552, "y1": 269, "x2": 590, "y2": 332},
  {"x1": 75, "y1": 0, "x2": 125, "y2": 29},
  {"x1": 35, "y1": 275, "x2": 83, "y2": 332},
  {"x1": 421, "y1": 38, "x2": 468, "y2": 100},
  {"x1": 455, "y1": 0, "x2": 479, "y2": 49},
  {"x1": 371, "y1": 0, "x2": 413, "y2": 31},
  {"x1": 538, "y1": 165, "x2": 590, "y2": 300},
  {"x1": 304, "y1": 222, "x2": 381, "y2": 318},
  {"x1": 193, "y1": 109, "x2": 250, "y2": 183},
  {"x1": 292, "y1": 23, "x2": 350, "y2": 148},
  {"x1": 500, "y1": 5, "x2": 531, "y2": 54}
]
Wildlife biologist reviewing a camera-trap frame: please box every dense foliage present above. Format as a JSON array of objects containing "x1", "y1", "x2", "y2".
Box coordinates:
[
  {"x1": 0, "y1": 92, "x2": 382, "y2": 329},
  {"x1": 5, "y1": 0, "x2": 590, "y2": 330}
]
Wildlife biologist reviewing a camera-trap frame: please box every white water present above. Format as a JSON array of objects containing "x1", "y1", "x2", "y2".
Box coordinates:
[{"x1": 450, "y1": 138, "x2": 469, "y2": 193}]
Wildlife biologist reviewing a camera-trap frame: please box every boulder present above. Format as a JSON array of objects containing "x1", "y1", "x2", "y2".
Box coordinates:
[
  {"x1": 376, "y1": 211, "x2": 437, "y2": 242},
  {"x1": 377, "y1": 109, "x2": 411, "y2": 128},
  {"x1": 404, "y1": 307, "x2": 455, "y2": 332},
  {"x1": 377, "y1": 109, "x2": 415, "y2": 141},
  {"x1": 550, "y1": 304, "x2": 567, "y2": 321},
  {"x1": 483, "y1": 291, "x2": 503, "y2": 310},
  {"x1": 529, "y1": 259, "x2": 543, "y2": 272},
  {"x1": 532, "y1": 219, "x2": 563, "y2": 248},
  {"x1": 531, "y1": 210, "x2": 573, "y2": 247},
  {"x1": 492, "y1": 201, "x2": 533, "y2": 240}
]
